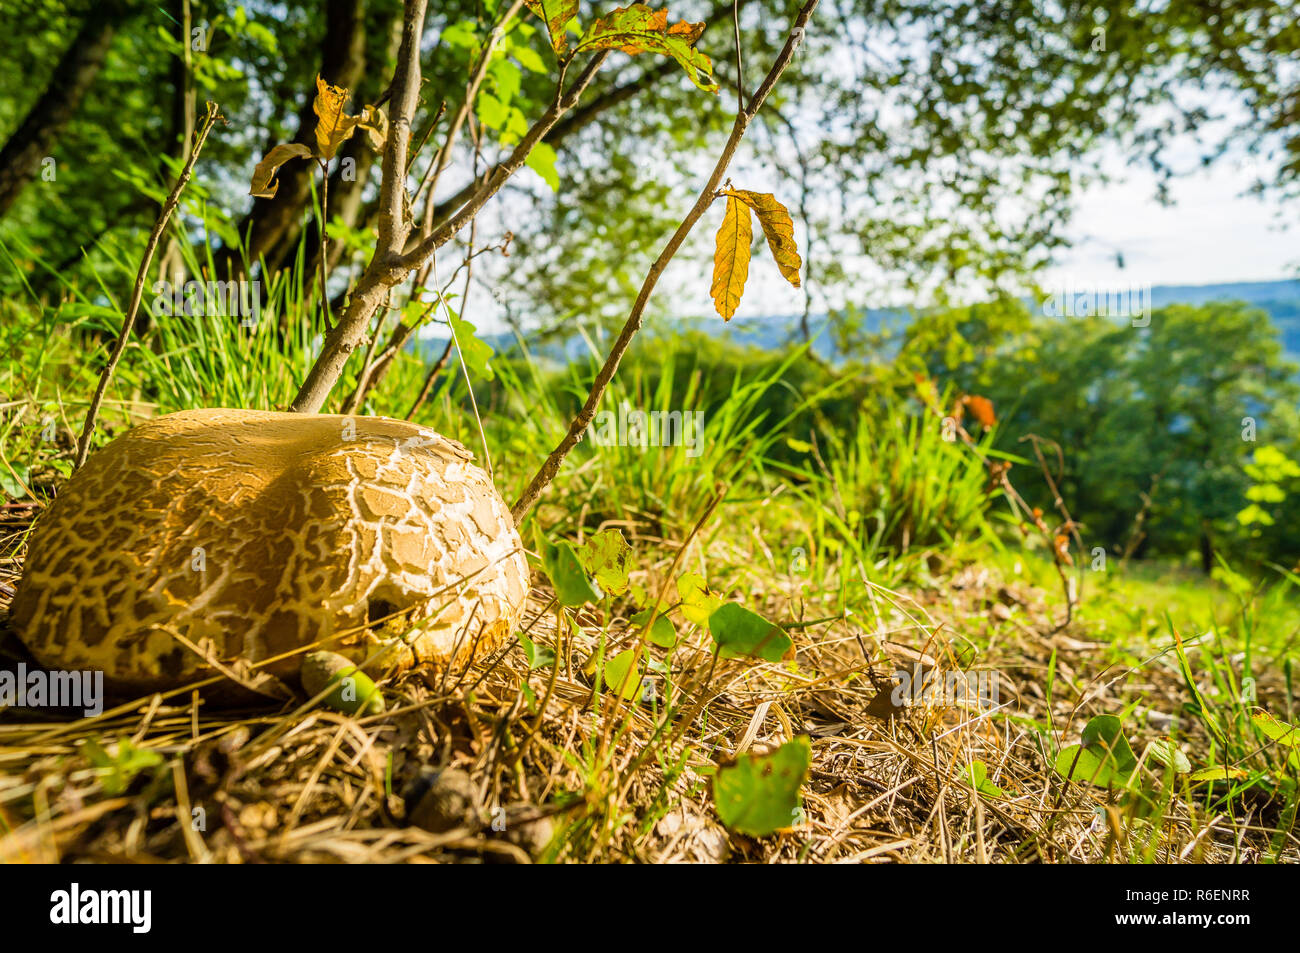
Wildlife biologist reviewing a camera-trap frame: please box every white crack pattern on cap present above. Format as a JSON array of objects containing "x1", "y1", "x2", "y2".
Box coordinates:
[{"x1": 11, "y1": 408, "x2": 530, "y2": 699}]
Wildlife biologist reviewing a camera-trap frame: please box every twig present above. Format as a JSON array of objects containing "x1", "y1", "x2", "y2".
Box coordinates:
[
  {"x1": 413, "y1": 0, "x2": 524, "y2": 244},
  {"x1": 1120, "y1": 465, "x2": 1165, "y2": 566},
  {"x1": 731, "y1": 0, "x2": 745, "y2": 111},
  {"x1": 509, "y1": 0, "x2": 821, "y2": 523},
  {"x1": 317, "y1": 157, "x2": 332, "y2": 329},
  {"x1": 406, "y1": 338, "x2": 454, "y2": 419},
  {"x1": 289, "y1": 0, "x2": 606, "y2": 415},
  {"x1": 75, "y1": 101, "x2": 220, "y2": 468}
]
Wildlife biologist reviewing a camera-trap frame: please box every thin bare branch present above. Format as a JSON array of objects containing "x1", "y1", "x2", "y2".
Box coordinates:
[
  {"x1": 510, "y1": 0, "x2": 820, "y2": 522},
  {"x1": 75, "y1": 102, "x2": 221, "y2": 468}
]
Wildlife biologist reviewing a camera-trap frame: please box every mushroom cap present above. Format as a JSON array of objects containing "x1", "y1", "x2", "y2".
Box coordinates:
[{"x1": 11, "y1": 409, "x2": 530, "y2": 698}]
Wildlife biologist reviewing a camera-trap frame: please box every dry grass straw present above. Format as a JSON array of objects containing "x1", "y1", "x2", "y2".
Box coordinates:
[{"x1": 0, "y1": 512, "x2": 1295, "y2": 864}]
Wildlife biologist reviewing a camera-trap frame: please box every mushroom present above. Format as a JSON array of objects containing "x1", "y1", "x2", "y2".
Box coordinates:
[{"x1": 10, "y1": 408, "x2": 530, "y2": 700}]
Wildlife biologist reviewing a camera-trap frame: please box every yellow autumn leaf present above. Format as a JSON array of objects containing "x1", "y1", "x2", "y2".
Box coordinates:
[
  {"x1": 248, "y1": 142, "x2": 313, "y2": 198},
  {"x1": 313, "y1": 75, "x2": 359, "y2": 160},
  {"x1": 711, "y1": 193, "x2": 752, "y2": 321},
  {"x1": 356, "y1": 104, "x2": 389, "y2": 150},
  {"x1": 727, "y1": 189, "x2": 802, "y2": 288}
]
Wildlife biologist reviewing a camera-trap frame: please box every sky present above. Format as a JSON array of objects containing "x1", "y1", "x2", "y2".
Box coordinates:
[{"x1": 1044, "y1": 150, "x2": 1299, "y2": 291}]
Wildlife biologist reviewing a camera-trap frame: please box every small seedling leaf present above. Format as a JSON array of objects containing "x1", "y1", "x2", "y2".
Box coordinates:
[
  {"x1": 1147, "y1": 739, "x2": 1192, "y2": 774},
  {"x1": 604, "y1": 648, "x2": 643, "y2": 701},
  {"x1": 965, "y1": 760, "x2": 1004, "y2": 797},
  {"x1": 535, "y1": 527, "x2": 603, "y2": 606},
  {"x1": 578, "y1": 529, "x2": 632, "y2": 594},
  {"x1": 631, "y1": 608, "x2": 678, "y2": 648},
  {"x1": 708, "y1": 602, "x2": 792, "y2": 663},
  {"x1": 713, "y1": 736, "x2": 812, "y2": 837},
  {"x1": 1054, "y1": 714, "x2": 1139, "y2": 787},
  {"x1": 677, "y1": 572, "x2": 723, "y2": 624}
]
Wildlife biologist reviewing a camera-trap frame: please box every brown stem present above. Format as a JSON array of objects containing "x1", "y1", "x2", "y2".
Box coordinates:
[
  {"x1": 317, "y1": 158, "x2": 331, "y2": 328},
  {"x1": 289, "y1": 0, "x2": 605, "y2": 415},
  {"x1": 414, "y1": 0, "x2": 524, "y2": 244},
  {"x1": 75, "y1": 102, "x2": 221, "y2": 468},
  {"x1": 341, "y1": 290, "x2": 394, "y2": 415},
  {"x1": 509, "y1": 0, "x2": 820, "y2": 523},
  {"x1": 405, "y1": 337, "x2": 455, "y2": 420}
]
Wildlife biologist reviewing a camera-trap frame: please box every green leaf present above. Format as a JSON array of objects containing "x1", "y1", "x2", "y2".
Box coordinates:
[
  {"x1": 519, "y1": 631, "x2": 556, "y2": 670},
  {"x1": 491, "y1": 58, "x2": 522, "y2": 104},
  {"x1": 440, "y1": 19, "x2": 480, "y2": 51},
  {"x1": 577, "y1": 529, "x2": 631, "y2": 594},
  {"x1": 84, "y1": 738, "x2": 165, "y2": 796},
  {"x1": 511, "y1": 41, "x2": 549, "y2": 73},
  {"x1": 631, "y1": 608, "x2": 678, "y2": 648},
  {"x1": 677, "y1": 571, "x2": 722, "y2": 624},
  {"x1": 604, "y1": 649, "x2": 643, "y2": 701},
  {"x1": 1253, "y1": 711, "x2": 1300, "y2": 747},
  {"x1": 708, "y1": 602, "x2": 792, "y2": 663},
  {"x1": 301, "y1": 651, "x2": 385, "y2": 715},
  {"x1": 476, "y1": 91, "x2": 509, "y2": 131},
  {"x1": 1236, "y1": 503, "x2": 1275, "y2": 527},
  {"x1": 1054, "y1": 714, "x2": 1139, "y2": 787},
  {"x1": 577, "y1": 4, "x2": 718, "y2": 92},
  {"x1": 448, "y1": 312, "x2": 495, "y2": 381},
  {"x1": 526, "y1": 141, "x2": 561, "y2": 190},
  {"x1": 713, "y1": 737, "x2": 811, "y2": 836},
  {"x1": 1245, "y1": 483, "x2": 1286, "y2": 503},
  {"x1": 534, "y1": 526, "x2": 603, "y2": 607},
  {"x1": 965, "y1": 760, "x2": 1004, "y2": 797},
  {"x1": 1147, "y1": 739, "x2": 1192, "y2": 774}
]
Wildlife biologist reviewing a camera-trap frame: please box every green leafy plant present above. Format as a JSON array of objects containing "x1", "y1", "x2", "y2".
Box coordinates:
[
  {"x1": 966, "y1": 761, "x2": 1005, "y2": 797},
  {"x1": 713, "y1": 737, "x2": 812, "y2": 837},
  {"x1": 708, "y1": 602, "x2": 792, "y2": 663},
  {"x1": 1054, "y1": 715, "x2": 1139, "y2": 788},
  {"x1": 83, "y1": 738, "x2": 165, "y2": 796}
]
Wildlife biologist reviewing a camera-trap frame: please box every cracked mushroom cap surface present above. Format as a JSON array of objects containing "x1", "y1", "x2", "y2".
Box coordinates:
[{"x1": 11, "y1": 409, "x2": 530, "y2": 698}]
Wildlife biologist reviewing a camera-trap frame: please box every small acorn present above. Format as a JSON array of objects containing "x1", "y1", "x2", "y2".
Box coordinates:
[{"x1": 300, "y1": 651, "x2": 385, "y2": 715}]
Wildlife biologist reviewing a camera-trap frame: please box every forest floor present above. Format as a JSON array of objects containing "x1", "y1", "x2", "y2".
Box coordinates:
[{"x1": 2, "y1": 505, "x2": 1296, "y2": 864}]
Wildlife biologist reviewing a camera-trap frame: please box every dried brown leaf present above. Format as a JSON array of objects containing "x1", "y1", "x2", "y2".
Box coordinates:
[
  {"x1": 248, "y1": 143, "x2": 313, "y2": 198},
  {"x1": 313, "y1": 75, "x2": 359, "y2": 160},
  {"x1": 727, "y1": 189, "x2": 801, "y2": 288}
]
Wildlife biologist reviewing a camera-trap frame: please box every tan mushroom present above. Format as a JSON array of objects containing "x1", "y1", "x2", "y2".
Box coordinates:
[{"x1": 10, "y1": 408, "x2": 530, "y2": 700}]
